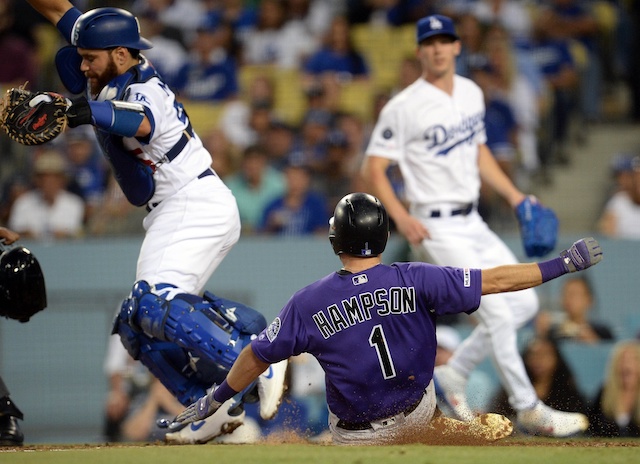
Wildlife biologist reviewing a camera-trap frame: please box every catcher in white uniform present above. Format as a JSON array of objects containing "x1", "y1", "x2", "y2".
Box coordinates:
[
  {"x1": 26, "y1": 0, "x2": 287, "y2": 444},
  {"x1": 361, "y1": 14, "x2": 588, "y2": 437}
]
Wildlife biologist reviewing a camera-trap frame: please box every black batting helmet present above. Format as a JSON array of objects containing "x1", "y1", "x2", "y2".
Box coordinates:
[
  {"x1": 0, "y1": 244, "x2": 47, "y2": 323},
  {"x1": 329, "y1": 193, "x2": 389, "y2": 257}
]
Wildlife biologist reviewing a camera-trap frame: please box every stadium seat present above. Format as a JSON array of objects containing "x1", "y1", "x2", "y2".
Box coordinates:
[
  {"x1": 617, "y1": 313, "x2": 640, "y2": 340},
  {"x1": 591, "y1": 0, "x2": 618, "y2": 35},
  {"x1": 558, "y1": 340, "x2": 615, "y2": 402},
  {"x1": 351, "y1": 23, "x2": 415, "y2": 92},
  {"x1": 272, "y1": 68, "x2": 306, "y2": 125},
  {"x1": 180, "y1": 100, "x2": 226, "y2": 135},
  {"x1": 568, "y1": 39, "x2": 589, "y2": 71},
  {"x1": 336, "y1": 80, "x2": 374, "y2": 123},
  {"x1": 238, "y1": 65, "x2": 306, "y2": 126}
]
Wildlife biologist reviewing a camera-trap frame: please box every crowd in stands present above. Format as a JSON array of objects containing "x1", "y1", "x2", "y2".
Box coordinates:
[{"x1": 2, "y1": 0, "x2": 640, "y2": 240}]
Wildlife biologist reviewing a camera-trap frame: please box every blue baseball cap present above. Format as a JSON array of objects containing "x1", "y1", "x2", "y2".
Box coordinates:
[
  {"x1": 416, "y1": 14, "x2": 459, "y2": 43},
  {"x1": 610, "y1": 153, "x2": 635, "y2": 174}
]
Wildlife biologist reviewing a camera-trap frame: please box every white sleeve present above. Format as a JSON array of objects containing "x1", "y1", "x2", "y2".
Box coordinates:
[{"x1": 365, "y1": 103, "x2": 404, "y2": 161}]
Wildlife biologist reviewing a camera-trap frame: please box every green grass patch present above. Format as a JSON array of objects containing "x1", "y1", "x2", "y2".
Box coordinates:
[{"x1": 1, "y1": 440, "x2": 638, "y2": 464}]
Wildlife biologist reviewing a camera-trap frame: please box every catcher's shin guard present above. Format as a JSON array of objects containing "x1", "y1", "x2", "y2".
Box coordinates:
[
  {"x1": 123, "y1": 281, "x2": 261, "y2": 373},
  {"x1": 113, "y1": 316, "x2": 210, "y2": 405}
]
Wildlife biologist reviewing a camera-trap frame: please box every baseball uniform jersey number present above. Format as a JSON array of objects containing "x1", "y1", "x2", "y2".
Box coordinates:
[{"x1": 369, "y1": 324, "x2": 397, "y2": 380}]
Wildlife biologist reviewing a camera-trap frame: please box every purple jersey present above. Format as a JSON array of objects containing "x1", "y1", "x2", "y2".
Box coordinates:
[{"x1": 251, "y1": 262, "x2": 481, "y2": 423}]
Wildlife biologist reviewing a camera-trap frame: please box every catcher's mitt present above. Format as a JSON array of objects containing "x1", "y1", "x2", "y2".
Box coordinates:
[
  {"x1": 515, "y1": 196, "x2": 559, "y2": 257},
  {"x1": 0, "y1": 84, "x2": 69, "y2": 146}
]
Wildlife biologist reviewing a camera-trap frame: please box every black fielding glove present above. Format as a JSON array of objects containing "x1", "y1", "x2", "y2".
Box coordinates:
[{"x1": 66, "y1": 97, "x2": 93, "y2": 128}]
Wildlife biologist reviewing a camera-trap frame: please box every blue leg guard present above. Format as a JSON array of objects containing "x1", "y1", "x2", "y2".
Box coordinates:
[
  {"x1": 120, "y1": 281, "x2": 265, "y2": 379},
  {"x1": 113, "y1": 309, "x2": 227, "y2": 405},
  {"x1": 161, "y1": 297, "x2": 253, "y2": 372}
]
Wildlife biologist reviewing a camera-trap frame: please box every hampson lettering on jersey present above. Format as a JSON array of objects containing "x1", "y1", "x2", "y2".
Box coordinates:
[
  {"x1": 424, "y1": 111, "x2": 484, "y2": 156},
  {"x1": 312, "y1": 286, "x2": 416, "y2": 339}
]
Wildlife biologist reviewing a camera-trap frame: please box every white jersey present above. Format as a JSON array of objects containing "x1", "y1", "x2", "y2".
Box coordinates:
[
  {"x1": 366, "y1": 75, "x2": 486, "y2": 206},
  {"x1": 94, "y1": 61, "x2": 240, "y2": 296},
  {"x1": 604, "y1": 191, "x2": 640, "y2": 239},
  {"x1": 9, "y1": 190, "x2": 84, "y2": 239},
  {"x1": 109, "y1": 77, "x2": 213, "y2": 206}
]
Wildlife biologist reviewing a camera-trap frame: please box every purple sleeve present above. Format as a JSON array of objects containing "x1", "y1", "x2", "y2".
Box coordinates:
[
  {"x1": 419, "y1": 265, "x2": 482, "y2": 316},
  {"x1": 250, "y1": 296, "x2": 308, "y2": 364}
]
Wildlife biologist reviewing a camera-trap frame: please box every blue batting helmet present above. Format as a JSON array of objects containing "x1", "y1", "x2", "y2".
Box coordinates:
[{"x1": 71, "y1": 7, "x2": 153, "y2": 50}]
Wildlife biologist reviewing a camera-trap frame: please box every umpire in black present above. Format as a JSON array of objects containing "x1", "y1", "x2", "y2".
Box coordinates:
[{"x1": 0, "y1": 227, "x2": 47, "y2": 445}]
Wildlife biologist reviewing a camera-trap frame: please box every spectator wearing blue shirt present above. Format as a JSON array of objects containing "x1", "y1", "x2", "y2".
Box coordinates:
[
  {"x1": 455, "y1": 13, "x2": 488, "y2": 81},
  {"x1": 545, "y1": 0, "x2": 601, "y2": 124},
  {"x1": 290, "y1": 109, "x2": 333, "y2": 174},
  {"x1": 258, "y1": 161, "x2": 328, "y2": 236},
  {"x1": 137, "y1": 9, "x2": 188, "y2": 90},
  {"x1": 174, "y1": 16, "x2": 239, "y2": 102},
  {"x1": 470, "y1": 64, "x2": 518, "y2": 228},
  {"x1": 529, "y1": 12, "x2": 579, "y2": 167},
  {"x1": 315, "y1": 129, "x2": 360, "y2": 213},
  {"x1": 302, "y1": 15, "x2": 369, "y2": 83},
  {"x1": 483, "y1": 96, "x2": 518, "y2": 175},
  {"x1": 61, "y1": 127, "x2": 108, "y2": 222},
  {"x1": 202, "y1": 0, "x2": 258, "y2": 43}
]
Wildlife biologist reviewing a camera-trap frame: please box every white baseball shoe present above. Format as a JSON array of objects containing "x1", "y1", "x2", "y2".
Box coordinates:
[
  {"x1": 433, "y1": 365, "x2": 474, "y2": 421},
  {"x1": 257, "y1": 359, "x2": 288, "y2": 420},
  {"x1": 516, "y1": 401, "x2": 589, "y2": 437},
  {"x1": 165, "y1": 397, "x2": 244, "y2": 444},
  {"x1": 213, "y1": 417, "x2": 262, "y2": 444}
]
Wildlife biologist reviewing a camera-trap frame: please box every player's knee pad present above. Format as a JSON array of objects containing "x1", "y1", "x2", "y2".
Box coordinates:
[
  {"x1": 121, "y1": 280, "x2": 190, "y2": 340},
  {"x1": 136, "y1": 292, "x2": 191, "y2": 341},
  {"x1": 167, "y1": 301, "x2": 250, "y2": 372},
  {"x1": 113, "y1": 280, "x2": 157, "y2": 335}
]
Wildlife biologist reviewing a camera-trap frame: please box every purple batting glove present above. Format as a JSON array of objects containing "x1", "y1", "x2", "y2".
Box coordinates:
[
  {"x1": 560, "y1": 237, "x2": 603, "y2": 272},
  {"x1": 173, "y1": 388, "x2": 222, "y2": 426}
]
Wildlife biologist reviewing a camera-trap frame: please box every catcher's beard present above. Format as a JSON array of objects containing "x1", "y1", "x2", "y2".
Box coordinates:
[{"x1": 89, "y1": 54, "x2": 119, "y2": 97}]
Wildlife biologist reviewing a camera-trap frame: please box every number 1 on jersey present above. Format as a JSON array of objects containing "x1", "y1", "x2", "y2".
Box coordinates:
[{"x1": 369, "y1": 324, "x2": 397, "y2": 379}]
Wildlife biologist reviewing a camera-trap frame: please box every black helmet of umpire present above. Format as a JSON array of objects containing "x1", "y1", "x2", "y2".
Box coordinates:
[
  {"x1": 0, "y1": 244, "x2": 47, "y2": 323},
  {"x1": 329, "y1": 192, "x2": 390, "y2": 257}
]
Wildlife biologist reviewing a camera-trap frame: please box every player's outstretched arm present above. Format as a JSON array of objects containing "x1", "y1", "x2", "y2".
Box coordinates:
[{"x1": 482, "y1": 237, "x2": 603, "y2": 294}]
